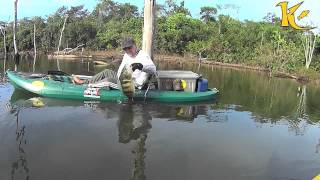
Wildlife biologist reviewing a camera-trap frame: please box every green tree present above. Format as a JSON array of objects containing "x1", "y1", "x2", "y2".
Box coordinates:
[
  {"x1": 200, "y1": 6, "x2": 217, "y2": 23},
  {"x1": 163, "y1": 0, "x2": 190, "y2": 16}
]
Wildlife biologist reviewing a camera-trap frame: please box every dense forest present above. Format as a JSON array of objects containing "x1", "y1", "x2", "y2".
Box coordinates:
[{"x1": 0, "y1": 0, "x2": 320, "y2": 74}]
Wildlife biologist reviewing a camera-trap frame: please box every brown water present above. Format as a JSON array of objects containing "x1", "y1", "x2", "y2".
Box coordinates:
[{"x1": 0, "y1": 57, "x2": 320, "y2": 180}]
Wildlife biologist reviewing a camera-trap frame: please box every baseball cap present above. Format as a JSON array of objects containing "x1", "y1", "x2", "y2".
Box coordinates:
[{"x1": 122, "y1": 37, "x2": 135, "y2": 50}]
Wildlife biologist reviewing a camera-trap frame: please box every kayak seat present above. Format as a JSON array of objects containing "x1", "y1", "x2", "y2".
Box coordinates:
[{"x1": 47, "y1": 75, "x2": 73, "y2": 83}]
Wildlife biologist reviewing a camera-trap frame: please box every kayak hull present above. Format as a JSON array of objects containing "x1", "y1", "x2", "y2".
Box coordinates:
[{"x1": 7, "y1": 71, "x2": 218, "y2": 103}]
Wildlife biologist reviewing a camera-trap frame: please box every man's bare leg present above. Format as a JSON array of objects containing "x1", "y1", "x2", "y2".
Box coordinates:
[{"x1": 72, "y1": 76, "x2": 85, "y2": 84}]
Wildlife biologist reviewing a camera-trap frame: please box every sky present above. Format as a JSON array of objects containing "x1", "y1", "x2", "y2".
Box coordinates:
[{"x1": 0, "y1": 0, "x2": 319, "y2": 32}]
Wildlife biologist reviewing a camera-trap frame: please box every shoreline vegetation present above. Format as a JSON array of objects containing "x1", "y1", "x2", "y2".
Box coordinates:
[
  {"x1": 4, "y1": 49, "x2": 317, "y2": 83},
  {"x1": 0, "y1": 0, "x2": 319, "y2": 83}
]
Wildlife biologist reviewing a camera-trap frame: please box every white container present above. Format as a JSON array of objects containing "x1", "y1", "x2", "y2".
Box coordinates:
[{"x1": 157, "y1": 70, "x2": 200, "y2": 92}]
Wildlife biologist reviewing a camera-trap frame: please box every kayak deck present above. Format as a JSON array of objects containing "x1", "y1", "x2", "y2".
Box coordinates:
[{"x1": 7, "y1": 71, "x2": 219, "y2": 103}]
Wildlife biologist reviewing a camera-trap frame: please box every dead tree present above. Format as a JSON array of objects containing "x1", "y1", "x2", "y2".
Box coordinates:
[
  {"x1": 0, "y1": 24, "x2": 6, "y2": 57},
  {"x1": 142, "y1": 0, "x2": 156, "y2": 58},
  {"x1": 57, "y1": 15, "x2": 68, "y2": 53},
  {"x1": 33, "y1": 24, "x2": 36, "y2": 56},
  {"x1": 1, "y1": 24, "x2": 6, "y2": 75},
  {"x1": 13, "y1": 0, "x2": 19, "y2": 71},
  {"x1": 33, "y1": 24, "x2": 36, "y2": 72},
  {"x1": 303, "y1": 31, "x2": 317, "y2": 69}
]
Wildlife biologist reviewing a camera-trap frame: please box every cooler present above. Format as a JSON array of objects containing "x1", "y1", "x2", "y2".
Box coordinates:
[{"x1": 157, "y1": 70, "x2": 200, "y2": 92}]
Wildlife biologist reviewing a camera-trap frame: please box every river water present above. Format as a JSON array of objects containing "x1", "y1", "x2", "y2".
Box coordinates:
[{"x1": 0, "y1": 57, "x2": 319, "y2": 180}]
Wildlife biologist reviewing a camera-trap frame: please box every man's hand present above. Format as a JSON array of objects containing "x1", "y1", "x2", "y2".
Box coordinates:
[{"x1": 131, "y1": 63, "x2": 143, "y2": 71}]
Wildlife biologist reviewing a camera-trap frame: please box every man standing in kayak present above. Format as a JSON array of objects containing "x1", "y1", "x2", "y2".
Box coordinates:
[{"x1": 73, "y1": 37, "x2": 157, "y2": 89}]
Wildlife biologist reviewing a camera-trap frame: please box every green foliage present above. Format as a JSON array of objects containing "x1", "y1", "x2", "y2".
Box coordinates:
[
  {"x1": 255, "y1": 41, "x2": 303, "y2": 72},
  {"x1": 200, "y1": 6, "x2": 217, "y2": 23},
  {"x1": 97, "y1": 17, "x2": 142, "y2": 49},
  {"x1": 163, "y1": 0, "x2": 190, "y2": 16},
  {"x1": 157, "y1": 13, "x2": 208, "y2": 54},
  {"x1": 186, "y1": 40, "x2": 210, "y2": 57}
]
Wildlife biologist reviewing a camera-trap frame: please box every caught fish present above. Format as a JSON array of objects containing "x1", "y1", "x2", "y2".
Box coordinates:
[{"x1": 119, "y1": 66, "x2": 135, "y2": 98}]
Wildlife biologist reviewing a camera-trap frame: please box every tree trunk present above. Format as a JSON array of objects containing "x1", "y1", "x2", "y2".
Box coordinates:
[
  {"x1": 3, "y1": 30, "x2": 6, "y2": 57},
  {"x1": 13, "y1": 0, "x2": 18, "y2": 54},
  {"x1": 57, "y1": 15, "x2": 68, "y2": 52},
  {"x1": 33, "y1": 24, "x2": 36, "y2": 72},
  {"x1": 2, "y1": 28, "x2": 6, "y2": 74},
  {"x1": 142, "y1": 0, "x2": 155, "y2": 59},
  {"x1": 13, "y1": 0, "x2": 19, "y2": 71},
  {"x1": 3, "y1": 54, "x2": 6, "y2": 76},
  {"x1": 198, "y1": 51, "x2": 202, "y2": 62},
  {"x1": 303, "y1": 32, "x2": 317, "y2": 69},
  {"x1": 260, "y1": 31, "x2": 264, "y2": 48},
  {"x1": 0, "y1": 26, "x2": 6, "y2": 57},
  {"x1": 33, "y1": 24, "x2": 36, "y2": 56}
]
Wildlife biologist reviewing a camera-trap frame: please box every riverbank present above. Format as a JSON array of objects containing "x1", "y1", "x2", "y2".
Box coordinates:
[
  {"x1": 3, "y1": 50, "x2": 320, "y2": 84},
  {"x1": 154, "y1": 53, "x2": 320, "y2": 84},
  {"x1": 48, "y1": 50, "x2": 122, "y2": 60}
]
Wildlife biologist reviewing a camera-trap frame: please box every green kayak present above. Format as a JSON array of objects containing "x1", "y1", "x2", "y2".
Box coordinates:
[{"x1": 7, "y1": 71, "x2": 218, "y2": 103}]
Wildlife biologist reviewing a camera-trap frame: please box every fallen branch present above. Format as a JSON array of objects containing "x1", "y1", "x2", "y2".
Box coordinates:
[{"x1": 66, "y1": 44, "x2": 84, "y2": 54}]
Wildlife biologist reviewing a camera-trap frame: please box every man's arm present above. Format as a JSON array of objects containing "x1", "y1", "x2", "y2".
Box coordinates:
[{"x1": 141, "y1": 53, "x2": 156, "y2": 75}]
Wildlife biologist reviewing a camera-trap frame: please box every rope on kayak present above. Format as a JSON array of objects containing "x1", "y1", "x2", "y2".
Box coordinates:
[{"x1": 88, "y1": 81, "x2": 119, "y2": 89}]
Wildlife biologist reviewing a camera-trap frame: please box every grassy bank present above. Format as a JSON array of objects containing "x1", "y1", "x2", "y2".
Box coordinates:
[{"x1": 153, "y1": 52, "x2": 320, "y2": 84}]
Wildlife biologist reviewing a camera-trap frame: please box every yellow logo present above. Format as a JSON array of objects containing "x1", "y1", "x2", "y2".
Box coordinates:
[
  {"x1": 31, "y1": 81, "x2": 44, "y2": 91},
  {"x1": 276, "y1": 1, "x2": 314, "y2": 30}
]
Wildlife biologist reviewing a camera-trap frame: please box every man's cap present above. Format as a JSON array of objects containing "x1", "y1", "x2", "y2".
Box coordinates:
[{"x1": 122, "y1": 38, "x2": 135, "y2": 50}]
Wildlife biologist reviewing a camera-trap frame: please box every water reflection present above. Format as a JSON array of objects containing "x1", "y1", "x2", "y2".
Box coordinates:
[
  {"x1": 118, "y1": 104, "x2": 151, "y2": 144},
  {"x1": 3, "y1": 54, "x2": 6, "y2": 75},
  {"x1": 1, "y1": 56, "x2": 95, "y2": 75},
  {"x1": 316, "y1": 139, "x2": 320, "y2": 154},
  {"x1": 3, "y1": 57, "x2": 320, "y2": 135},
  {"x1": 32, "y1": 55, "x2": 36, "y2": 73},
  {"x1": 204, "y1": 109, "x2": 229, "y2": 123},
  {"x1": 10, "y1": 105, "x2": 30, "y2": 180},
  {"x1": 295, "y1": 85, "x2": 307, "y2": 119},
  {"x1": 162, "y1": 62, "x2": 320, "y2": 131},
  {"x1": 56, "y1": 59, "x2": 60, "y2": 71},
  {"x1": 9, "y1": 88, "x2": 220, "y2": 180},
  {"x1": 9, "y1": 86, "x2": 224, "y2": 178},
  {"x1": 286, "y1": 85, "x2": 309, "y2": 135},
  {"x1": 118, "y1": 105, "x2": 150, "y2": 180},
  {"x1": 10, "y1": 88, "x2": 218, "y2": 122},
  {"x1": 1, "y1": 58, "x2": 320, "y2": 179}
]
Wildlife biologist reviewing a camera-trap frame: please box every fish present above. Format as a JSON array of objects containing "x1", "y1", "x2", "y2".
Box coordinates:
[{"x1": 119, "y1": 66, "x2": 135, "y2": 98}]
